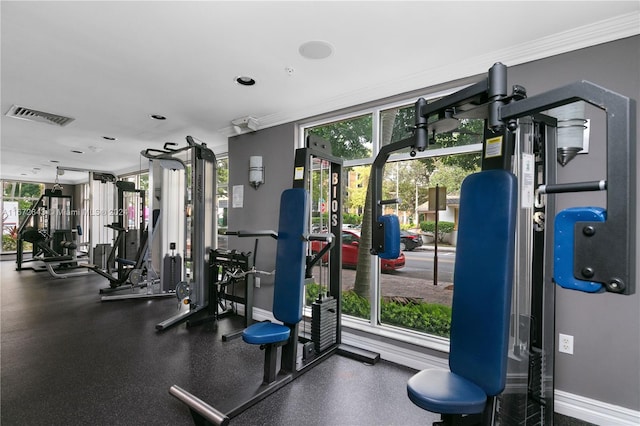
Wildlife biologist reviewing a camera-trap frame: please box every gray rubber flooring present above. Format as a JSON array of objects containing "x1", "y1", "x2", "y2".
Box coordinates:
[{"x1": 1, "y1": 260, "x2": 437, "y2": 426}]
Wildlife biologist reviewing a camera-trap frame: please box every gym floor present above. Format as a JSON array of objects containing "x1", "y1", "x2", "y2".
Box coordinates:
[{"x1": 1, "y1": 259, "x2": 592, "y2": 426}]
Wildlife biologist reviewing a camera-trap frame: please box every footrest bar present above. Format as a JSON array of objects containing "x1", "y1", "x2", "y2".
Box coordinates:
[{"x1": 169, "y1": 385, "x2": 229, "y2": 426}]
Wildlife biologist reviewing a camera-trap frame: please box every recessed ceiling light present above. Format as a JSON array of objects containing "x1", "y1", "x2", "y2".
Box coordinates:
[
  {"x1": 71, "y1": 150, "x2": 84, "y2": 154},
  {"x1": 103, "y1": 136, "x2": 117, "y2": 141},
  {"x1": 235, "y1": 76, "x2": 256, "y2": 86},
  {"x1": 299, "y1": 40, "x2": 333, "y2": 60},
  {"x1": 150, "y1": 114, "x2": 167, "y2": 120}
]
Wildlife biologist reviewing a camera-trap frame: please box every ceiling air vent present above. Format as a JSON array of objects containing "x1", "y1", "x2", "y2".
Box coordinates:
[{"x1": 5, "y1": 105, "x2": 75, "y2": 127}]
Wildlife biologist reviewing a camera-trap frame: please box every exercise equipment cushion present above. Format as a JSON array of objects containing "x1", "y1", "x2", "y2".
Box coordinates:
[
  {"x1": 242, "y1": 321, "x2": 290, "y2": 345},
  {"x1": 554, "y1": 207, "x2": 605, "y2": 293},
  {"x1": 407, "y1": 369, "x2": 487, "y2": 414},
  {"x1": 272, "y1": 188, "x2": 309, "y2": 325},
  {"x1": 407, "y1": 169, "x2": 517, "y2": 414},
  {"x1": 378, "y1": 214, "x2": 400, "y2": 259}
]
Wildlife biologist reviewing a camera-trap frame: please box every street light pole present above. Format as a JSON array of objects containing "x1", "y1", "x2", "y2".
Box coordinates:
[{"x1": 434, "y1": 184, "x2": 439, "y2": 286}]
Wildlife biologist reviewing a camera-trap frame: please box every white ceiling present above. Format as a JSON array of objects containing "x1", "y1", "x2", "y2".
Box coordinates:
[{"x1": 2, "y1": 1, "x2": 638, "y2": 184}]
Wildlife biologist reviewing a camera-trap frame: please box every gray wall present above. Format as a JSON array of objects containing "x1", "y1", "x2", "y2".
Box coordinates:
[
  {"x1": 227, "y1": 123, "x2": 297, "y2": 310},
  {"x1": 227, "y1": 36, "x2": 640, "y2": 410}
]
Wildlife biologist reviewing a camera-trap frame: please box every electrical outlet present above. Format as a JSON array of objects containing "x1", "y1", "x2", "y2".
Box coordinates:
[
  {"x1": 559, "y1": 333, "x2": 574, "y2": 355},
  {"x1": 255, "y1": 277, "x2": 260, "y2": 288}
]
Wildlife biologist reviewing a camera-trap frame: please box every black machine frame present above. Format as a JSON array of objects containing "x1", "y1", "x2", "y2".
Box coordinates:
[
  {"x1": 181, "y1": 247, "x2": 255, "y2": 339},
  {"x1": 169, "y1": 142, "x2": 380, "y2": 425},
  {"x1": 369, "y1": 62, "x2": 636, "y2": 425},
  {"x1": 371, "y1": 62, "x2": 636, "y2": 295},
  {"x1": 15, "y1": 188, "x2": 79, "y2": 275}
]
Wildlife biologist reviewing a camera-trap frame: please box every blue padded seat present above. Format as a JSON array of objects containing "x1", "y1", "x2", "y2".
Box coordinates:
[
  {"x1": 408, "y1": 369, "x2": 487, "y2": 414},
  {"x1": 407, "y1": 169, "x2": 517, "y2": 419},
  {"x1": 242, "y1": 321, "x2": 290, "y2": 345}
]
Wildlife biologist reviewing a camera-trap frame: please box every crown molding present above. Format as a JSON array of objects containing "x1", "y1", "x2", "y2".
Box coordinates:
[{"x1": 221, "y1": 11, "x2": 639, "y2": 137}]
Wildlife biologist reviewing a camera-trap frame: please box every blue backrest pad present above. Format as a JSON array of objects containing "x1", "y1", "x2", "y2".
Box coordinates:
[
  {"x1": 378, "y1": 214, "x2": 400, "y2": 259},
  {"x1": 554, "y1": 207, "x2": 606, "y2": 293},
  {"x1": 272, "y1": 188, "x2": 309, "y2": 325},
  {"x1": 449, "y1": 169, "x2": 517, "y2": 397}
]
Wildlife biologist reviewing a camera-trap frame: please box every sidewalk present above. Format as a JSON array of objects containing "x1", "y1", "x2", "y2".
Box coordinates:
[
  {"x1": 414, "y1": 243, "x2": 457, "y2": 253},
  {"x1": 340, "y1": 269, "x2": 454, "y2": 306}
]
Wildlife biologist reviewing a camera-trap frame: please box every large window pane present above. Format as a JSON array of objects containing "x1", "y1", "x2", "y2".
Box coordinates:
[
  {"x1": 2, "y1": 180, "x2": 44, "y2": 253},
  {"x1": 339, "y1": 165, "x2": 370, "y2": 320},
  {"x1": 303, "y1": 102, "x2": 484, "y2": 341},
  {"x1": 306, "y1": 114, "x2": 372, "y2": 160},
  {"x1": 217, "y1": 158, "x2": 228, "y2": 248},
  {"x1": 381, "y1": 104, "x2": 485, "y2": 154},
  {"x1": 379, "y1": 152, "x2": 481, "y2": 337},
  {"x1": 381, "y1": 105, "x2": 412, "y2": 153}
]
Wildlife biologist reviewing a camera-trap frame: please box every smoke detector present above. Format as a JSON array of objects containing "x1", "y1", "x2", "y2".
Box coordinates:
[{"x1": 231, "y1": 116, "x2": 259, "y2": 134}]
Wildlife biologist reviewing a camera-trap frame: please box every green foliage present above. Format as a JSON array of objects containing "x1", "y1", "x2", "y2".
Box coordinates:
[
  {"x1": 429, "y1": 163, "x2": 479, "y2": 195},
  {"x1": 311, "y1": 213, "x2": 329, "y2": 229},
  {"x1": 311, "y1": 212, "x2": 362, "y2": 227},
  {"x1": 306, "y1": 283, "x2": 321, "y2": 302},
  {"x1": 2, "y1": 234, "x2": 17, "y2": 252},
  {"x1": 420, "y1": 221, "x2": 454, "y2": 242},
  {"x1": 216, "y1": 158, "x2": 229, "y2": 185},
  {"x1": 342, "y1": 290, "x2": 371, "y2": 318},
  {"x1": 305, "y1": 284, "x2": 451, "y2": 337},
  {"x1": 381, "y1": 300, "x2": 451, "y2": 337},
  {"x1": 3, "y1": 181, "x2": 43, "y2": 198},
  {"x1": 342, "y1": 213, "x2": 361, "y2": 225},
  {"x1": 307, "y1": 115, "x2": 372, "y2": 160}
]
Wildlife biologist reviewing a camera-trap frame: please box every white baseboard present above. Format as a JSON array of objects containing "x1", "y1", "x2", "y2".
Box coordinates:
[
  {"x1": 252, "y1": 306, "x2": 449, "y2": 370},
  {"x1": 341, "y1": 325, "x2": 449, "y2": 370},
  {"x1": 555, "y1": 390, "x2": 640, "y2": 426},
  {"x1": 251, "y1": 307, "x2": 640, "y2": 425}
]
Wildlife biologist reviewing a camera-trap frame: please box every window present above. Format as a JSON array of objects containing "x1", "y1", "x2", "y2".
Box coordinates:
[
  {"x1": 1, "y1": 180, "x2": 45, "y2": 253},
  {"x1": 307, "y1": 114, "x2": 373, "y2": 161},
  {"x1": 217, "y1": 157, "x2": 229, "y2": 249},
  {"x1": 301, "y1": 96, "x2": 483, "y2": 345},
  {"x1": 379, "y1": 152, "x2": 480, "y2": 337}
]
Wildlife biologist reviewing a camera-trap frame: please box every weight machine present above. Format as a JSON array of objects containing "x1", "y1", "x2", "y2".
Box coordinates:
[
  {"x1": 370, "y1": 62, "x2": 635, "y2": 425},
  {"x1": 98, "y1": 180, "x2": 174, "y2": 300},
  {"x1": 171, "y1": 247, "x2": 256, "y2": 340},
  {"x1": 143, "y1": 136, "x2": 218, "y2": 331},
  {"x1": 169, "y1": 142, "x2": 379, "y2": 425},
  {"x1": 15, "y1": 187, "x2": 80, "y2": 276}
]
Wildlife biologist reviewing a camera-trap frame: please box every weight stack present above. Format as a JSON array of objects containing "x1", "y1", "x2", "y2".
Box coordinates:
[
  {"x1": 161, "y1": 253, "x2": 182, "y2": 292},
  {"x1": 311, "y1": 296, "x2": 337, "y2": 353}
]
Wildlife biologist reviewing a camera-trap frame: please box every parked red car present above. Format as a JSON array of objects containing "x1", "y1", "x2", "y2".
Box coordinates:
[{"x1": 311, "y1": 229, "x2": 405, "y2": 272}]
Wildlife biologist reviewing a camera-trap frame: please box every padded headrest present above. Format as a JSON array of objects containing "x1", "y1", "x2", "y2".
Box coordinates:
[
  {"x1": 554, "y1": 207, "x2": 606, "y2": 293},
  {"x1": 378, "y1": 214, "x2": 400, "y2": 259}
]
